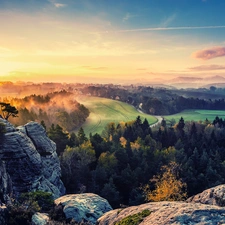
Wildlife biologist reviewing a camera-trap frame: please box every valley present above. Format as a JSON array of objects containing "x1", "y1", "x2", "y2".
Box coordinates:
[{"x1": 75, "y1": 96, "x2": 157, "y2": 135}]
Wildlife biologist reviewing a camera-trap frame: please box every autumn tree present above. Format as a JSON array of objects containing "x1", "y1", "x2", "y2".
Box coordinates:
[
  {"x1": 144, "y1": 162, "x2": 187, "y2": 202},
  {"x1": 0, "y1": 102, "x2": 18, "y2": 120}
]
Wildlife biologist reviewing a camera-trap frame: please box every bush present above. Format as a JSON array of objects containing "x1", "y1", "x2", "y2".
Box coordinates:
[{"x1": 19, "y1": 191, "x2": 54, "y2": 212}]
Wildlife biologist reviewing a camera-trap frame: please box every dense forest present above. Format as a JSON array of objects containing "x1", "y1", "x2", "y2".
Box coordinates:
[
  {"x1": 48, "y1": 115, "x2": 225, "y2": 208},
  {"x1": 0, "y1": 90, "x2": 89, "y2": 131}
]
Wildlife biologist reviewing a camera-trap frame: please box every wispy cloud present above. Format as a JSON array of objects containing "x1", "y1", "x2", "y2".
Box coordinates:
[
  {"x1": 55, "y1": 3, "x2": 66, "y2": 8},
  {"x1": 123, "y1": 13, "x2": 137, "y2": 22},
  {"x1": 189, "y1": 64, "x2": 225, "y2": 71},
  {"x1": 192, "y1": 47, "x2": 225, "y2": 60},
  {"x1": 80, "y1": 66, "x2": 108, "y2": 71},
  {"x1": 104, "y1": 25, "x2": 225, "y2": 33},
  {"x1": 160, "y1": 14, "x2": 176, "y2": 27},
  {"x1": 48, "y1": 0, "x2": 67, "y2": 8}
]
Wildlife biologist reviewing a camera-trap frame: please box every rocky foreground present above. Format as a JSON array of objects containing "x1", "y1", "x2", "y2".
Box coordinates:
[
  {"x1": 97, "y1": 185, "x2": 225, "y2": 225},
  {"x1": 30, "y1": 185, "x2": 225, "y2": 225},
  {"x1": 97, "y1": 201, "x2": 225, "y2": 225}
]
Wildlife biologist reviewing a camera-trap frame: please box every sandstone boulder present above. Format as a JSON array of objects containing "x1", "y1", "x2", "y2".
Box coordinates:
[
  {"x1": 187, "y1": 184, "x2": 225, "y2": 206},
  {"x1": 55, "y1": 193, "x2": 112, "y2": 224},
  {"x1": 97, "y1": 201, "x2": 225, "y2": 225}
]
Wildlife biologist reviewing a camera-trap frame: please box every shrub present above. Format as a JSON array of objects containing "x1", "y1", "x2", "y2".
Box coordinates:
[
  {"x1": 7, "y1": 191, "x2": 54, "y2": 225},
  {"x1": 114, "y1": 209, "x2": 151, "y2": 225},
  {"x1": 19, "y1": 190, "x2": 54, "y2": 212}
]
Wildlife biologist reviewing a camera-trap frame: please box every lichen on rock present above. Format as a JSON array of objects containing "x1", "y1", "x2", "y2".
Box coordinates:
[{"x1": 55, "y1": 193, "x2": 112, "y2": 224}]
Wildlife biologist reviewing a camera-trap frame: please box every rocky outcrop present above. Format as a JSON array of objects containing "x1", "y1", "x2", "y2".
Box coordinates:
[
  {"x1": 187, "y1": 184, "x2": 225, "y2": 206},
  {"x1": 55, "y1": 193, "x2": 112, "y2": 224},
  {"x1": 32, "y1": 212, "x2": 50, "y2": 225},
  {"x1": 97, "y1": 201, "x2": 225, "y2": 225},
  {"x1": 0, "y1": 118, "x2": 65, "y2": 201}
]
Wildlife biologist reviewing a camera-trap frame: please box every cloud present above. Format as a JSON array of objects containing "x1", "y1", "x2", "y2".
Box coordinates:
[
  {"x1": 48, "y1": 0, "x2": 67, "y2": 8},
  {"x1": 54, "y1": 3, "x2": 66, "y2": 8},
  {"x1": 102, "y1": 25, "x2": 225, "y2": 33},
  {"x1": 192, "y1": 47, "x2": 225, "y2": 60},
  {"x1": 189, "y1": 64, "x2": 225, "y2": 71},
  {"x1": 122, "y1": 13, "x2": 137, "y2": 22},
  {"x1": 160, "y1": 14, "x2": 176, "y2": 27}
]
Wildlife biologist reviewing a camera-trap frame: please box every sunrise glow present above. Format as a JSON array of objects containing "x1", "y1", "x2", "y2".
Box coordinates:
[{"x1": 1, "y1": 0, "x2": 225, "y2": 83}]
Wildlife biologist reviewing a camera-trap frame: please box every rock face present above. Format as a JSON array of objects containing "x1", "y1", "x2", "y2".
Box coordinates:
[
  {"x1": 55, "y1": 193, "x2": 112, "y2": 224},
  {"x1": 97, "y1": 201, "x2": 225, "y2": 225},
  {"x1": 187, "y1": 184, "x2": 225, "y2": 206},
  {"x1": 0, "y1": 118, "x2": 65, "y2": 201}
]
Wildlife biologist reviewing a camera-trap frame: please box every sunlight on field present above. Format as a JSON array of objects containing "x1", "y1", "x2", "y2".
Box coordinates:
[
  {"x1": 165, "y1": 110, "x2": 225, "y2": 124},
  {"x1": 75, "y1": 96, "x2": 157, "y2": 135}
]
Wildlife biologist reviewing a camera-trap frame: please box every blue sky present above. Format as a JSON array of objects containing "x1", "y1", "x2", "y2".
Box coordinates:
[{"x1": 0, "y1": 0, "x2": 225, "y2": 83}]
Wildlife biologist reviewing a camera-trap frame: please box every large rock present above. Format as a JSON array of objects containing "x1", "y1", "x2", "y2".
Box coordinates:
[
  {"x1": 32, "y1": 212, "x2": 49, "y2": 225},
  {"x1": 55, "y1": 193, "x2": 112, "y2": 224},
  {"x1": 187, "y1": 184, "x2": 225, "y2": 206},
  {"x1": 0, "y1": 119, "x2": 65, "y2": 201},
  {"x1": 97, "y1": 201, "x2": 225, "y2": 225}
]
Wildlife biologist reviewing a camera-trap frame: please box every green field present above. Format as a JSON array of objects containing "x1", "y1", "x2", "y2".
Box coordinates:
[
  {"x1": 164, "y1": 109, "x2": 225, "y2": 124},
  {"x1": 75, "y1": 96, "x2": 157, "y2": 135}
]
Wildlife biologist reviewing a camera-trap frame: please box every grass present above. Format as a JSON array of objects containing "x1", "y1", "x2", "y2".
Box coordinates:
[
  {"x1": 114, "y1": 209, "x2": 151, "y2": 225},
  {"x1": 75, "y1": 96, "x2": 157, "y2": 135},
  {"x1": 164, "y1": 109, "x2": 225, "y2": 124}
]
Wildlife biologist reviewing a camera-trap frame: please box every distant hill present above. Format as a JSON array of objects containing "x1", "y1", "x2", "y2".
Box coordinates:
[
  {"x1": 163, "y1": 75, "x2": 225, "y2": 89},
  {"x1": 202, "y1": 83, "x2": 225, "y2": 88},
  {"x1": 169, "y1": 76, "x2": 203, "y2": 83}
]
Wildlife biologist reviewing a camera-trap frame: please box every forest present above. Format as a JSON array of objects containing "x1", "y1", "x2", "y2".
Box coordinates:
[
  {"x1": 47, "y1": 115, "x2": 225, "y2": 208},
  {"x1": 0, "y1": 90, "x2": 89, "y2": 131}
]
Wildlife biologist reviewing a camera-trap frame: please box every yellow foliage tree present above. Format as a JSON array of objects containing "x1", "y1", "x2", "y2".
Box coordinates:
[{"x1": 144, "y1": 162, "x2": 187, "y2": 202}]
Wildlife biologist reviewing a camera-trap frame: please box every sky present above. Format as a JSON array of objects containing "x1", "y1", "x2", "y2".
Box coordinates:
[{"x1": 1, "y1": 0, "x2": 225, "y2": 84}]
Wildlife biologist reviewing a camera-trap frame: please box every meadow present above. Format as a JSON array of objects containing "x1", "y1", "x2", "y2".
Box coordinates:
[
  {"x1": 75, "y1": 96, "x2": 157, "y2": 135},
  {"x1": 164, "y1": 109, "x2": 225, "y2": 124},
  {"x1": 75, "y1": 95, "x2": 225, "y2": 135}
]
